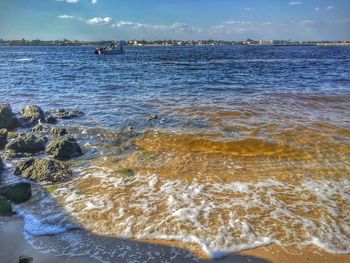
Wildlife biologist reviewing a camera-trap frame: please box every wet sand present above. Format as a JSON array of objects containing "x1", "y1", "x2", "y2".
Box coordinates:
[{"x1": 1, "y1": 216, "x2": 350, "y2": 263}]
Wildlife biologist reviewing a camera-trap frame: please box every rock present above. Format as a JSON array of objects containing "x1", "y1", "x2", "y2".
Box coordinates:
[
  {"x1": 0, "y1": 156, "x2": 3, "y2": 174},
  {"x1": 50, "y1": 127, "x2": 67, "y2": 137},
  {"x1": 14, "y1": 158, "x2": 72, "y2": 182},
  {"x1": 0, "y1": 182, "x2": 31, "y2": 204},
  {"x1": 51, "y1": 109, "x2": 84, "y2": 119},
  {"x1": 2, "y1": 151, "x2": 33, "y2": 160},
  {"x1": 46, "y1": 136, "x2": 82, "y2": 160},
  {"x1": 20, "y1": 105, "x2": 45, "y2": 127},
  {"x1": 146, "y1": 114, "x2": 158, "y2": 121},
  {"x1": 0, "y1": 128, "x2": 8, "y2": 148},
  {"x1": 45, "y1": 115, "x2": 57, "y2": 124},
  {"x1": 32, "y1": 123, "x2": 44, "y2": 133},
  {"x1": 118, "y1": 168, "x2": 135, "y2": 177},
  {"x1": 0, "y1": 104, "x2": 19, "y2": 130},
  {"x1": 19, "y1": 255, "x2": 33, "y2": 263},
  {"x1": 5, "y1": 133, "x2": 47, "y2": 154},
  {"x1": 0, "y1": 195, "x2": 13, "y2": 216}
]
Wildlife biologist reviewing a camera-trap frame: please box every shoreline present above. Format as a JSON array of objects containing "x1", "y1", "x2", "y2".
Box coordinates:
[{"x1": 1, "y1": 216, "x2": 350, "y2": 263}]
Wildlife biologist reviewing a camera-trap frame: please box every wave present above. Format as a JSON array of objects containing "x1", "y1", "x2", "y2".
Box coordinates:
[{"x1": 14, "y1": 58, "x2": 33, "y2": 62}]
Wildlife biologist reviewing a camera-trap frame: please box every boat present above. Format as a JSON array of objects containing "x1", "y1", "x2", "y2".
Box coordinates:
[{"x1": 95, "y1": 42, "x2": 125, "y2": 55}]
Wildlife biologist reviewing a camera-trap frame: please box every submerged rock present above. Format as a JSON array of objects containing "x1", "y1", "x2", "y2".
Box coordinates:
[
  {"x1": 51, "y1": 109, "x2": 84, "y2": 119},
  {"x1": 0, "y1": 195, "x2": 13, "y2": 216},
  {"x1": 0, "y1": 104, "x2": 19, "y2": 130},
  {"x1": 50, "y1": 127, "x2": 67, "y2": 137},
  {"x1": 19, "y1": 255, "x2": 34, "y2": 263},
  {"x1": 0, "y1": 182, "x2": 31, "y2": 204},
  {"x1": 46, "y1": 136, "x2": 82, "y2": 160},
  {"x1": 146, "y1": 114, "x2": 159, "y2": 121},
  {"x1": 45, "y1": 115, "x2": 57, "y2": 124},
  {"x1": 20, "y1": 105, "x2": 45, "y2": 127},
  {"x1": 14, "y1": 158, "x2": 72, "y2": 182},
  {"x1": 0, "y1": 128, "x2": 8, "y2": 149},
  {"x1": 5, "y1": 133, "x2": 47, "y2": 154}
]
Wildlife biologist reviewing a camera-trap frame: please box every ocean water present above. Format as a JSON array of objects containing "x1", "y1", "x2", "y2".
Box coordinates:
[{"x1": 1, "y1": 45, "x2": 350, "y2": 261}]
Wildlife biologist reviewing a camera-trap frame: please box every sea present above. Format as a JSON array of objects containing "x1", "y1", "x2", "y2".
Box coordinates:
[{"x1": 0, "y1": 45, "x2": 350, "y2": 262}]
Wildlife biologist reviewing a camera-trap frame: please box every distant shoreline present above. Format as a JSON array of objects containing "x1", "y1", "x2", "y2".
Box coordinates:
[{"x1": 1, "y1": 39, "x2": 350, "y2": 47}]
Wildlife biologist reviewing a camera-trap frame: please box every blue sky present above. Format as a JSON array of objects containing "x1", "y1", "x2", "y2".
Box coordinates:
[{"x1": 0, "y1": 0, "x2": 349, "y2": 40}]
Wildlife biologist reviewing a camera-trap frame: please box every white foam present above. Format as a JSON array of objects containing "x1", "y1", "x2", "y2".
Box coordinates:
[
  {"x1": 14, "y1": 58, "x2": 33, "y2": 62},
  {"x1": 16, "y1": 166, "x2": 350, "y2": 259}
]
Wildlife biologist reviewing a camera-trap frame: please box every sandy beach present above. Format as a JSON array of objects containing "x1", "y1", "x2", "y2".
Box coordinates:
[{"x1": 1, "y1": 215, "x2": 350, "y2": 263}]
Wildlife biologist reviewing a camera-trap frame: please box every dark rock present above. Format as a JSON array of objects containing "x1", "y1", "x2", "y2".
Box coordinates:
[
  {"x1": 46, "y1": 136, "x2": 82, "y2": 160},
  {"x1": 14, "y1": 158, "x2": 72, "y2": 182},
  {"x1": 32, "y1": 123, "x2": 44, "y2": 133},
  {"x1": 0, "y1": 104, "x2": 19, "y2": 130},
  {"x1": 19, "y1": 255, "x2": 33, "y2": 263},
  {"x1": 146, "y1": 114, "x2": 158, "y2": 121},
  {"x1": 5, "y1": 133, "x2": 47, "y2": 154},
  {"x1": 0, "y1": 128, "x2": 8, "y2": 148},
  {"x1": 20, "y1": 105, "x2": 45, "y2": 127},
  {"x1": 0, "y1": 182, "x2": 31, "y2": 204},
  {"x1": 45, "y1": 115, "x2": 57, "y2": 124},
  {"x1": 0, "y1": 195, "x2": 13, "y2": 216},
  {"x1": 51, "y1": 109, "x2": 84, "y2": 119},
  {"x1": 0, "y1": 156, "x2": 3, "y2": 174},
  {"x1": 50, "y1": 127, "x2": 67, "y2": 137}
]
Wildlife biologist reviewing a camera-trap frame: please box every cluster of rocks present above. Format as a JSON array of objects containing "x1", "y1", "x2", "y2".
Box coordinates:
[{"x1": 0, "y1": 103, "x2": 84, "y2": 217}]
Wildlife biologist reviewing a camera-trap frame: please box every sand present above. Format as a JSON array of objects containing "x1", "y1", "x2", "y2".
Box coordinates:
[{"x1": 1, "y1": 216, "x2": 350, "y2": 263}]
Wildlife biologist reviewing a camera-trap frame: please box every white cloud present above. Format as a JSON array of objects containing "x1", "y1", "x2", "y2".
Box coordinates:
[
  {"x1": 299, "y1": 20, "x2": 314, "y2": 25},
  {"x1": 244, "y1": 7, "x2": 252, "y2": 11},
  {"x1": 326, "y1": 6, "x2": 334, "y2": 10},
  {"x1": 332, "y1": 18, "x2": 350, "y2": 24},
  {"x1": 91, "y1": 0, "x2": 97, "y2": 4},
  {"x1": 56, "y1": 0, "x2": 79, "y2": 3},
  {"x1": 58, "y1": 14, "x2": 75, "y2": 19},
  {"x1": 314, "y1": 7, "x2": 320, "y2": 11},
  {"x1": 87, "y1": 17, "x2": 113, "y2": 25},
  {"x1": 111, "y1": 20, "x2": 200, "y2": 33},
  {"x1": 289, "y1": 2, "x2": 302, "y2": 6}
]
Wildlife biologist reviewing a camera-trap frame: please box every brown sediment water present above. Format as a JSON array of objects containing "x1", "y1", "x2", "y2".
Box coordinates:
[{"x1": 46, "y1": 113, "x2": 350, "y2": 258}]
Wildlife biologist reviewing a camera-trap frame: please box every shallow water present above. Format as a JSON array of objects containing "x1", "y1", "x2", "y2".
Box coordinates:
[{"x1": 1, "y1": 45, "x2": 350, "y2": 260}]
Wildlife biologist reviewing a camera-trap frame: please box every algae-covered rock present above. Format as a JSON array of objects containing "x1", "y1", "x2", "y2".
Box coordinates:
[
  {"x1": 0, "y1": 182, "x2": 31, "y2": 204},
  {"x1": 20, "y1": 105, "x2": 45, "y2": 127},
  {"x1": 5, "y1": 133, "x2": 47, "y2": 154},
  {"x1": 50, "y1": 127, "x2": 67, "y2": 137},
  {"x1": 32, "y1": 123, "x2": 45, "y2": 133},
  {"x1": 0, "y1": 195, "x2": 13, "y2": 216},
  {"x1": 118, "y1": 168, "x2": 135, "y2": 177},
  {"x1": 0, "y1": 128, "x2": 8, "y2": 148},
  {"x1": 51, "y1": 109, "x2": 84, "y2": 119},
  {"x1": 0, "y1": 104, "x2": 19, "y2": 130},
  {"x1": 14, "y1": 158, "x2": 72, "y2": 182},
  {"x1": 46, "y1": 136, "x2": 82, "y2": 160}
]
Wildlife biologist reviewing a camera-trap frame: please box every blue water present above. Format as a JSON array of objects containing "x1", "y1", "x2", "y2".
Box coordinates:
[
  {"x1": 1, "y1": 46, "x2": 350, "y2": 133},
  {"x1": 2, "y1": 46, "x2": 350, "y2": 261}
]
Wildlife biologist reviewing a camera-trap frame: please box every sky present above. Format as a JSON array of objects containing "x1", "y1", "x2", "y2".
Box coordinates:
[{"x1": 0, "y1": 0, "x2": 349, "y2": 41}]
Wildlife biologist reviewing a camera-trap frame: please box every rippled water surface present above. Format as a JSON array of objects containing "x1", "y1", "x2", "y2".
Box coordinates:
[{"x1": 1, "y1": 46, "x2": 350, "y2": 261}]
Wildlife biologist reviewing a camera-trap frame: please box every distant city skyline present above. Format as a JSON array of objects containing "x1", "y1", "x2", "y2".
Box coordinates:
[{"x1": 1, "y1": 0, "x2": 349, "y2": 41}]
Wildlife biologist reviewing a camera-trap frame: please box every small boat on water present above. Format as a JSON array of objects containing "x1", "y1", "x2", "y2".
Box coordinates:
[{"x1": 95, "y1": 41, "x2": 125, "y2": 55}]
